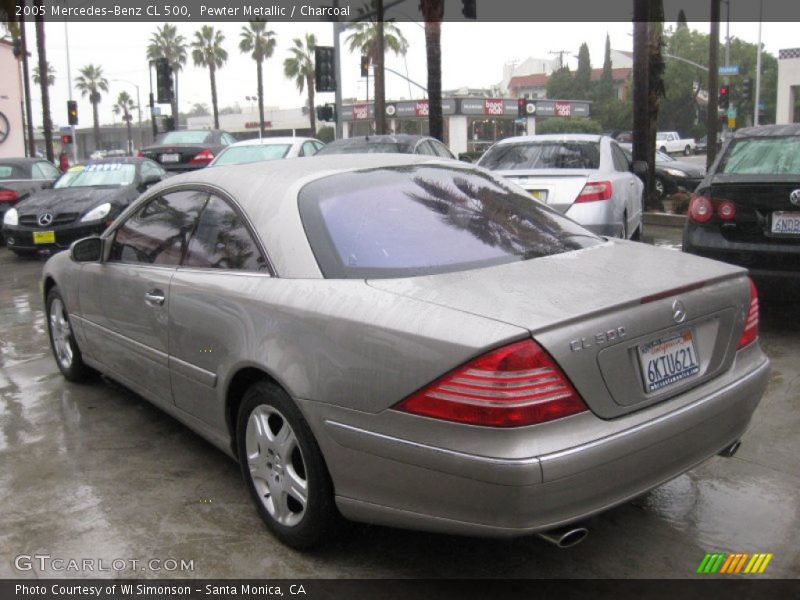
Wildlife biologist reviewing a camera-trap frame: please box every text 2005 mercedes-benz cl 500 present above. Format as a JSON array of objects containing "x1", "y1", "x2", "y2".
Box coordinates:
[{"x1": 42, "y1": 155, "x2": 769, "y2": 549}]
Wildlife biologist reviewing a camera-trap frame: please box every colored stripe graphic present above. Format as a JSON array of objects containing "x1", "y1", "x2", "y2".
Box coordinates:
[{"x1": 699, "y1": 552, "x2": 773, "y2": 575}]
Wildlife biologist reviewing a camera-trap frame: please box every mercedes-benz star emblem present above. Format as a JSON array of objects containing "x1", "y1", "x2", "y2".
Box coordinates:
[
  {"x1": 672, "y1": 299, "x2": 687, "y2": 324},
  {"x1": 790, "y1": 189, "x2": 800, "y2": 206},
  {"x1": 38, "y1": 213, "x2": 54, "y2": 227}
]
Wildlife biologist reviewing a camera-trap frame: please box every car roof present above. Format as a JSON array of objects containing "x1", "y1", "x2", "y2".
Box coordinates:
[
  {"x1": 228, "y1": 137, "x2": 316, "y2": 147},
  {"x1": 732, "y1": 124, "x2": 800, "y2": 138},
  {"x1": 493, "y1": 134, "x2": 605, "y2": 145},
  {"x1": 84, "y1": 157, "x2": 144, "y2": 165}
]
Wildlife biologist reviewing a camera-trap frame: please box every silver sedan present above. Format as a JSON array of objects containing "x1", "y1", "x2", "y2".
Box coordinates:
[{"x1": 43, "y1": 154, "x2": 769, "y2": 549}]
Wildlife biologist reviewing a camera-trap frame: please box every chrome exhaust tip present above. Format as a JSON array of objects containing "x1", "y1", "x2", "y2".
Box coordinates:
[
  {"x1": 718, "y1": 440, "x2": 741, "y2": 458},
  {"x1": 536, "y1": 525, "x2": 589, "y2": 549}
]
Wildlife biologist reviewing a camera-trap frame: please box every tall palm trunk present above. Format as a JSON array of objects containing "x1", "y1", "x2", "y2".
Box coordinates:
[
  {"x1": 34, "y1": 2, "x2": 54, "y2": 162},
  {"x1": 256, "y1": 59, "x2": 265, "y2": 137},
  {"x1": 20, "y1": 13, "x2": 36, "y2": 157},
  {"x1": 125, "y1": 111, "x2": 133, "y2": 155},
  {"x1": 210, "y1": 65, "x2": 219, "y2": 129},
  {"x1": 92, "y1": 96, "x2": 101, "y2": 151},
  {"x1": 172, "y1": 71, "x2": 179, "y2": 128},
  {"x1": 374, "y1": 4, "x2": 386, "y2": 135},
  {"x1": 632, "y1": 1, "x2": 649, "y2": 207},
  {"x1": 421, "y1": 0, "x2": 444, "y2": 142},
  {"x1": 707, "y1": 1, "x2": 721, "y2": 168},
  {"x1": 306, "y1": 73, "x2": 316, "y2": 133}
]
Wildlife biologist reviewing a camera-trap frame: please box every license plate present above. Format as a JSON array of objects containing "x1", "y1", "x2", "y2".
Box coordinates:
[
  {"x1": 530, "y1": 190, "x2": 548, "y2": 202},
  {"x1": 771, "y1": 211, "x2": 800, "y2": 235},
  {"x1": 638, "y1": 328, "x2": 700, "y2": 393},
  {"x1": 33, "y1": 230, "x2": 55, "y2": 244},
  {"x1": 160, "y1": 153, "x2": 180, "y2": 163}
]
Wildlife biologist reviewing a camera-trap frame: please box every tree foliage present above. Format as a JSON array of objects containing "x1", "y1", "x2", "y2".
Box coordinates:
[{"x1": 537, "y1": 117, "x2": 603, "y2": 134}]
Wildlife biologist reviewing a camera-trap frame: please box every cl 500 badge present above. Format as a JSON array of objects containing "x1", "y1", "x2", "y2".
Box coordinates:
[{"x1": 570, "y1": 327, "x2": 626, "y2": 352}]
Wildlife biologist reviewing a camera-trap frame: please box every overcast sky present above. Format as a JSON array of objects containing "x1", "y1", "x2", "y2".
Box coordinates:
[{"x1": 17, "y1": 20, "x2": 797, "y2": 129}]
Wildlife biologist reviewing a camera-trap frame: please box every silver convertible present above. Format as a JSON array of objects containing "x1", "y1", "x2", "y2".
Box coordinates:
[{"x1": 43, "y1": 155, "x2": 769, "y2": 549}]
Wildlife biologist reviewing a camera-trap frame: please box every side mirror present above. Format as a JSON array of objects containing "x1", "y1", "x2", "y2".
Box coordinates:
[
  {"x1": 631, "y1": 161, "x2": 648, "y2": 177},
  {"x1": 139, "y1": 174, "x2": 161, "y2": 191},
  {"x1": 458, "y1": 154, "x2": 473, "y2": 163},
  {"x1": 70, "y1": 236, "x2": 104, "y2": 262}
]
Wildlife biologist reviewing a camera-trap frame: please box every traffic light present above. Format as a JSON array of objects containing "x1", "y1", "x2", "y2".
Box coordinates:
[
  {"x1": 517, "y1": 98, "x2": 526, "y2": 117},
  {"x1": 742, "y1": 78, "x2": 753, "y2": 102},
  {"x1": 61, "y1": 134, "x2": 73, "y2": 145},
  {"x1": 314, "y1": 46, "x2": 336, "y2": 93},
  {"x1": 719, "y1": 85, "x2": 729, "y2": 110},
  {"x1": 316, "y1": 104, "x2": 336, "y2": 122},
  {"x1": 462, "y1": 0, "x2": 477, "y2": 19},
  {"x1": 67, "y1": 100, "x2": 78, "y2": 125},
  {"x1": 360, "y1": 54, "x2": 370, "y2": 78},
  {"x1": 155, "y1": 58, "x2": 174, "y2": 104}
]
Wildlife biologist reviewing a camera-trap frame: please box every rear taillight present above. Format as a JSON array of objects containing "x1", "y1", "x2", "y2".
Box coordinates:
[
  {"x1": 575, "y1": 181, "x2": 612, "y2": 203},
  {"x1": 737, "y1": 278, "x2": 759, "y2": 349},
  {"x1": 393, "y1": 339, "x2": 588, "y2": 427},
  {"x1": 190, "y1": 149, "x2": 214, "y2": 164},
  {"x1": 717, "y1": 200, "x2": 736, "y2": 220},
  {"x1": 0, "y1": 190, "x2": 19, "y2": 202},
  {"x1": 688, "y1": 194, "x2": 713, "y2": 222},
  {"x1": 136, "y1": 150, "x2": 144, "y2": 158}
]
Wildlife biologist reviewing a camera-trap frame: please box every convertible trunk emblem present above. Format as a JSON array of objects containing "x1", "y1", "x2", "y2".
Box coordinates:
[
  {"x1": 38, "y1": 213, "x2": 54, "y2": 226},
  {"x1": 790, "y1": 189, "x2": 800, "y2": 206},
  {"x1": 672, "y1": 299, "x2": 687, "y2": 323}
]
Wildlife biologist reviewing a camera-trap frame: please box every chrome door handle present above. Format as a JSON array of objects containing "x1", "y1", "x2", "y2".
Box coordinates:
[{"x1": 144, "y1": 290, "x2": 165, "y2": 306}]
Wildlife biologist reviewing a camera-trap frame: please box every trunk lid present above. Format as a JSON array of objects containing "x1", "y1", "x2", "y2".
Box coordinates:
[
  {"x1": 141, "y1": 144, "x2": 213, "y2": 168},
  {"x1": 494, "y1": 169, "x2": 591, "y2": 213},
  {"x1": 368, "y1": 241, "x2": 750, "y2": 419}
]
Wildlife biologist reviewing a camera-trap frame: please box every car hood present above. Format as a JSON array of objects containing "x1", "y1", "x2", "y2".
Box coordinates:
[
  {"x1": 657, "y1": 160, "x2": 705, "y2": 177},
  {"x1": 367, "y1": 240, "x2": 743, "y2": 333},
  {"x1": 13, "y1": 186, "x2": 130, "y2": 216}
]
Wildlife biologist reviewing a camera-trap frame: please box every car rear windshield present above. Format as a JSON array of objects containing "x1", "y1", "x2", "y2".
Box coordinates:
[
  {"x1": 298, "y1": 165, "x2": 602, "y2": 279},
  {"x1": 158, "y1": 131, "x2": 212, "y2": 144},
  {"x1": 54, "y1": 163, "x2": 136, "y2": 188},
  {"x1": 213, "y1": 144, "x2": 291, "y2": 166},
  {"x1": 317, "y1": 142, "x2": 413, "y2": 155},
  {"x1": 0, "y1": 164, "x2": 26, "y2": 179},
  {"x1": 478, "y1": 141, "x2": 601, "y2": 170},
  {"x1": 719, "y1": 136, "x2": 800, "y2": 175}
]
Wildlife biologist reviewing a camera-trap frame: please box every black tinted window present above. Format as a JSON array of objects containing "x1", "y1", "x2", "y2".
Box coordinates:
[
  {"x1": 299, "y1": 165, "x2": 601, "y2": 279},
  {"x1": 183, "y1": 196, "x2": 265, "y2": 271},
  {"x1": 479, "y1": 141, "x2": 601, "y2": 170},
  {"x1": 109, "y1": 191, "x2": 206, "y2": 265}
]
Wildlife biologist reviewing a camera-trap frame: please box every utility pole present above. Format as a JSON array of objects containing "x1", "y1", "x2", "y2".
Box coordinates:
[
  {"x1": 707, "y1": 1, "x2": 721, "y2": 168},
  {"x1": 333, "y1": 21, "x2": 344, "y2": 139},
  {"x1": 754, "y1": 0, "x2": 763, "y2": 126},
  {"x1": 19, "y1": 12, "x2": 35, "y2": 157},
  {"x1": 549, "y1": 50, "x2": 569, "y2": 70},
  {"x1": 632, "y1": 2, "x2": 650, "y2": 206},
  {"x1": 374, "y1": 0, "x2": 386, "y2": 134},
  {"x1": 64, "y1": 17, "x2": 77, "y2": 162}
]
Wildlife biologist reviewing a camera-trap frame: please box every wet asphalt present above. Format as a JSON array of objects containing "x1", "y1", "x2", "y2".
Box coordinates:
[{"x1": 0, "y1": 231, "x2": 798, "y2": 580}]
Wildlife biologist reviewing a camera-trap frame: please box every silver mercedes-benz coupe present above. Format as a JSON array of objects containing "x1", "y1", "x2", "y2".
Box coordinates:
[{"x1": 42, "y1": 154, "x2": 769, "y2": 549}]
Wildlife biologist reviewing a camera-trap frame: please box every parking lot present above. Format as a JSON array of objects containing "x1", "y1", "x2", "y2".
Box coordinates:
[{"x1": 1, "y1": 228, "x2": 798, "y2": 579}]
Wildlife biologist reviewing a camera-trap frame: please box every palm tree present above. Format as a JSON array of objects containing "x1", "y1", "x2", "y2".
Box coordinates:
[
  {"x1": 191, "y1": 26, "x2": 227, "y2": 129},
  {"x1": 346, "y1": 1, "x2": 408, "y2": 133},
  {"x1": 32, "y1": 62, "x2": 55, "y2": 86},
  {"x1": 283, "y1": 33, "x2": 317, "y2": 133},
  {"x1": 420, "y1": 0, "x2": 444, "y2": 141},
  {"x1": 146, "y1": 24, "x2": 187, "y2": 123},
  {"x1": 33, "y1": 1, "x2": 54, "y2": 161},
  {"x1": 112, "y1": 91, "x2": 136, "y2": 156},
  {"x1": 75, "y1": 64, "x2": 109, "y2": 151},
  {"x1": 239, "y1": 20, "x2": 276, "y2": 137}
]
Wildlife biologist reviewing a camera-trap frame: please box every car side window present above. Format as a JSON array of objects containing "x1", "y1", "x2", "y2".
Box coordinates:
[
  {"x1": 301, "y1": 141, "x2": 320, "y2": 157},
  {"x1": 610, "y1": 143, "x2": 630, "y2": 172},
  {"x1": 222, "y1": 133, "x2": 237, "y2": 146},
  {"x1": 183, "y1": 195, "x2": 266, "y2": 272},
  {"x1": 415, "y1": 141, "x2": 435, "y2": 156},
  {"x1": 431, "y1": 141, "x2": 454, "y2": 159},
  {"x1": 140, "y1": 160, "x2": 163, "y2": 180},
  {"x1": 33, "y1": 162, "x2": 60, "y2": 179},
  {"x1": 108, "y1": 191, "x2": 207, "y2": 266}
]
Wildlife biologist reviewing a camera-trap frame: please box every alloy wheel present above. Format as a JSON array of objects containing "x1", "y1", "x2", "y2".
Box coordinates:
[{"x1": 49, "y1": 298, "x2": 74, "y2": 370}]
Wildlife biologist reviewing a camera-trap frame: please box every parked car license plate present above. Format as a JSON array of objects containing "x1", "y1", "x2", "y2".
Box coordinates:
[
  {"x1": 771, "y1": 211, "x2": 800, "y2": 235},
  {"x1": 638, "y1": 328, "x2": 700, "y2": 393},
  {"x1": 33, "y1": 230, "x2": 55, "y2": 244},
  {"x1": 160, "y1": 153, "x2": 180, "y2": 163}
]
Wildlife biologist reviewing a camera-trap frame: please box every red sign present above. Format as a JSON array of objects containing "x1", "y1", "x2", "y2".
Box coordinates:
[
  {"x1": 415, "y1": 100, "x2": 429, "y2": 117},
  {"x1": 484, "y1": 99, "x2": 504, "y2": 115},
  {"x1": 352, "y1": 104, "x2": 369, "y2": 120},
  {"x1": 555, "y1": 102, "x2": 571, "y2": 117},
  {"x1": 244, "y1": 121, "x2": 272, "y2": 129}
]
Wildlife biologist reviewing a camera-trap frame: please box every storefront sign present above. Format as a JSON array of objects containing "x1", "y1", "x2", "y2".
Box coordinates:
[
  {"x1": 352, "y1": 104, "x2": 369, "y2": 120},
  {"x1": 244, "y1": 121, "x2": 272, "y2": 129}
]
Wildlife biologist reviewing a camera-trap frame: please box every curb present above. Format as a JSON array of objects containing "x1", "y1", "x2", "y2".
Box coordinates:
[{"x1": 644, "y1": 212, "x2": 686, "y2": 228}]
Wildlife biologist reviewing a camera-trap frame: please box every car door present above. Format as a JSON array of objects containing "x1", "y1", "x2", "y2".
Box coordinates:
[
  {"x1": 609, "y1": 141, "x2": 641, "y2": 232},
  {"x1": 168, "y1": 192, "x2": 271, "y2": 426},
  {"x1": 78, "y1": 190, "x2": 207, "y2": 406}
]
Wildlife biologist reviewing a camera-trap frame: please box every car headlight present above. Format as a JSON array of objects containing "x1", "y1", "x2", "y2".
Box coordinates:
[
  {"x1": 662, "y1": 168, "x2": 688, "y2": 178},
  {"x1": 3, "y1": 208, "x2": 18, "y2": 226},
  {"x1": 81, "y1": 202, "x2": 111, "y2": 222}
]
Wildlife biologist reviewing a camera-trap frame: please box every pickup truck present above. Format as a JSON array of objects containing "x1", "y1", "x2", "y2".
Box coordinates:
[{"x1": 656, "y1": 131, "x2": 696, "y2": 156}]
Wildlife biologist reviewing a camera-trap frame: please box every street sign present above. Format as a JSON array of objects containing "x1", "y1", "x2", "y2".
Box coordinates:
[
  {"x1": 728, "y1": 117, "x2": 736, "y2": 129},
  {"x1": 727, "y1": 107, "x2": 737, "y2": 119},
  {"x1": 719, "y1": 65, "x2": 740, "y2": 75}
]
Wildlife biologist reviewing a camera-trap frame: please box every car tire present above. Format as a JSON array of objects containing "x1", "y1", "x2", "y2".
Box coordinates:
[
  {"x1": 684, "y1": 145, "x2": 691, "y2": 156},
  {"x1": 659, "y1": 146, "x2": 668, "y2": 154},
  {"x1": 237, "y1": 380, "x2": 338, "y2": 550},
  {"x1": 46, "y1": 287, "x2": 93, "y2": 382}
]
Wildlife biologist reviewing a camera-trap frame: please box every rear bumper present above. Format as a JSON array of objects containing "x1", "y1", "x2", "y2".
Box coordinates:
[{"x1": 309, "y1": 346, "x2": 769, "y2": 537}]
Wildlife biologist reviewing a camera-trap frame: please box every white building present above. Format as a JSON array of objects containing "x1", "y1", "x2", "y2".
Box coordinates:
[
  {"x1": 0, "y1": 39, "x2": 26, "y2": 158},
  {"x1": 186, "y1": 106, "x2": 315, "y2": 137},
  {"x1": 776, "y1": 48, "x2": 800, "y2": 124}
]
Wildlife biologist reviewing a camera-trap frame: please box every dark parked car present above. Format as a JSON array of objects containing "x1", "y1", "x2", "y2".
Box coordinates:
[
  {"x1": 683, "y1": 124, "x2": 800, "y2": 280},
  {"x1": 0, "y1": 157, "x2": 62, "y2": 230},
  {"x1": 315, "y1": 134, "x2": 456, "y2": 159},
  {"x1": 3, "y1": 157, "x2": 167, "y2": 256},
  {"x1": 623, "y1": 149, "x2": 705, "y2": 199},
  {"x1": 139, "y1": 129, "x2": 238, "y2": 171}
]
